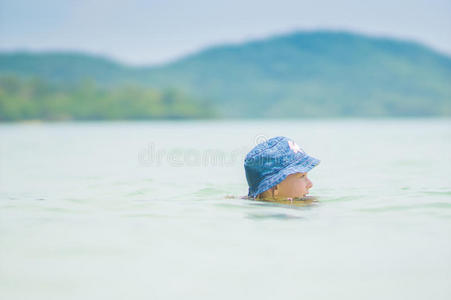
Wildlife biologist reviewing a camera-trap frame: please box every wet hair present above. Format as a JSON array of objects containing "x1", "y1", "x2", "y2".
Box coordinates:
[{"x1": 257, "y1": 186, "x2": 276, "y2": 199}]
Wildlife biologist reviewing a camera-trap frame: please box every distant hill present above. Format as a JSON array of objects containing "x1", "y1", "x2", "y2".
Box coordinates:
[
  {"x1": 0, "y1": 52, "x2": 135, "y2": 85},
  {"x1": 1, "y1": 30, "x2": 451, "y2": 118}
]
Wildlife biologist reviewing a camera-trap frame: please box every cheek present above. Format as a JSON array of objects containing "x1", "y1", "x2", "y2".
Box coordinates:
[
  {"x1": 299, "y1": 179, "x2": 309, "y2": 190},
  {"x1": 290, "y1": 179, "x2": 308, "y2": 195}
]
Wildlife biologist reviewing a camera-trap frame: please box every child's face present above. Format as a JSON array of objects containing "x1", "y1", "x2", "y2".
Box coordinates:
[{"x1": 276, "y1": 172, "x2": 313, "y2": 198}]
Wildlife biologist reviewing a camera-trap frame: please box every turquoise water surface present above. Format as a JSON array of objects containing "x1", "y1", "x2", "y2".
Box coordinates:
[{"x1": 1, "y1": 119, "x2": 450, "y2": 299}]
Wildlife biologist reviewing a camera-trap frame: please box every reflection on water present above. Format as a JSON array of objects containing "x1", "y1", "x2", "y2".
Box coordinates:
[
  {"x1": 245, "y1": 198, "x2": 318, "y2": 220},
  {"x1": 246, "y1": 213, "x2": 305, "y2": 220}
]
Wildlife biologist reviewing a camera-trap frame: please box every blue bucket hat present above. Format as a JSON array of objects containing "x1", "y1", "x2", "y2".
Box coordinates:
[{"x1": 244, "y1": 136, "x2": 320, "y2": 198}]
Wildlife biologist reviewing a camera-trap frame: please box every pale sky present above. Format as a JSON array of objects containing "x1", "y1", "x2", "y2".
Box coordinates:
[{"x1": 1, "y1": 0, "x2": 450, "y2": 65}]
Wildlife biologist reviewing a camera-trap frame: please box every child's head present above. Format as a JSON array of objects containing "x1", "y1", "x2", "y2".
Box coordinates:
[{"x1": 244, "y1": 136, "x2": 320, "y2": 199}]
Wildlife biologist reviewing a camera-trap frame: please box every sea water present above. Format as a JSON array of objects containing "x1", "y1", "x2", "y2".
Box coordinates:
[{"x1": 0, "y1": 119, "x2": 450, "y2": 299}]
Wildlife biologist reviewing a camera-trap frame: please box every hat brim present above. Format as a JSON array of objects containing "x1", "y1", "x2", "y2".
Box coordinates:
[{"x1": 248, "y1": 154, "x2": 320, "y2": 198}]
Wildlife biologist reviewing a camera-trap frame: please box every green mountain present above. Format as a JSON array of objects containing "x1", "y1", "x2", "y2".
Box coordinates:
[
  {"x1": 1, "y1": 30, "x2": 451, "y2": 118},
  {"x1": 0, "y1": 52, "x2": 135, "y2": 85}
]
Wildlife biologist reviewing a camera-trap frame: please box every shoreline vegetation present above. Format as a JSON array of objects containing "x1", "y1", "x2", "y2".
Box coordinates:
[
  {"x1": 0, "y1": 76, "x2": 216, "y2": 121},
  {"x1": 1, "y1": 71, "x2": 450, "y2": 122}
]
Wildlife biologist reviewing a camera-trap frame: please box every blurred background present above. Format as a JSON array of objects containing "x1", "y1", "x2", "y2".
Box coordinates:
[
  {"x1": 1, "y1": 1, "x2": 451, "y2": 300},
  {"x1": 0, "y1": 0, "x2": 450, "y2": 120}
]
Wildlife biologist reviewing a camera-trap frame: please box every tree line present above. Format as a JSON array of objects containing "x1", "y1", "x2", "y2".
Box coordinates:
[{"x1": 0, "y1": 76, "x2": 215, "y2": 121}]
